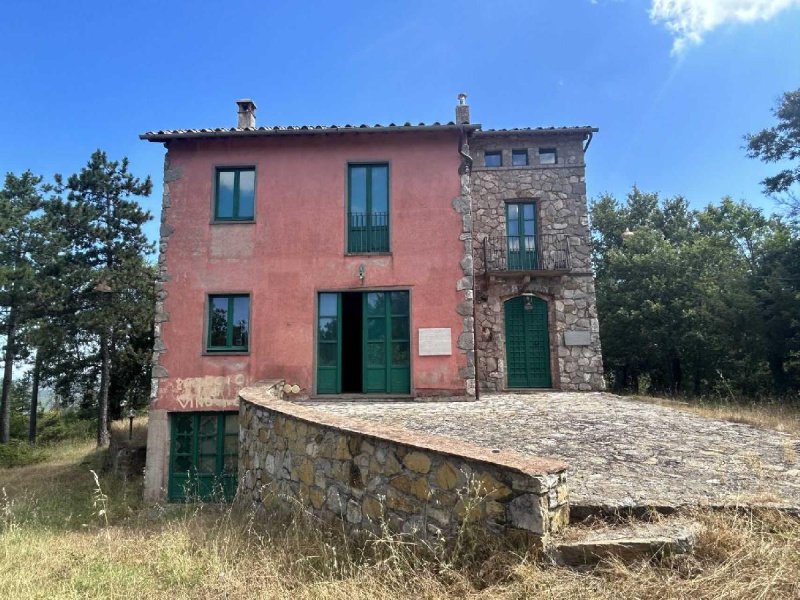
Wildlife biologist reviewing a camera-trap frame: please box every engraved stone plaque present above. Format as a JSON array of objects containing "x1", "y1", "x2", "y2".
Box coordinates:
[
  {"x1": 564, "y1": 330, "x2": 591, "y2": 346},
  {"x1": 418, "y1": 328, "x2": 452, "y2": 356}
]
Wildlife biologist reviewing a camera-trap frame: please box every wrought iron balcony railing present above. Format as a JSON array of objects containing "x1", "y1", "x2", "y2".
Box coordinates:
[
  {"x1": 347, "y1": 212, "x2": 389, "y2": 253},
  {"x1": 482, "y1": 233, "x2": 571, "y2": 274}
]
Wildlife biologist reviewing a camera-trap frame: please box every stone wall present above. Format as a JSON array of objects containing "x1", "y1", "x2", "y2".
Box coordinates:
[
  {"x1": 451, "y1": 152, "x2": 477, "y2": 397},
  {"x1": 144, "y1": 152, "x2": 181, "y2": 501},
  {"x1": 239, "y1": 382, "x2": 569, "y2": 542},
  {"x1": 467, "y1": 132, "x2": 604, "y2": 391}
]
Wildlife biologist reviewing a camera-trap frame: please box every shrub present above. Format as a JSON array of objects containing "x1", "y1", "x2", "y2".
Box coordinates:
[
  {"x1": 0, "y1": 440, "x2": 48, "y2": 468},
  {"x1": 36, "y1": 412, "x2": 95, "y2": 444}
]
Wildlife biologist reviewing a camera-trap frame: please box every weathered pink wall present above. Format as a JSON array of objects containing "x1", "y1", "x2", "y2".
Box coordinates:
[{"x1": 154, "y1": 132, "x2": 466, "y2": 411}]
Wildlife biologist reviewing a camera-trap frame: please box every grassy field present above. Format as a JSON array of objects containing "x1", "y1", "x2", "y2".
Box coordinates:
[
  {"x1": 631, "y1": 395, "x2": 800, "y2": 436},
  {"x1": 1, "y1": 410, "x2": 800, "y2": 599}
]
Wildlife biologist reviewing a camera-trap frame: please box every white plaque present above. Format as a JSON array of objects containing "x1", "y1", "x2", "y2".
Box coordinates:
[
  {"x1": 564, "y1": 330, "x2": 591, "y2": 346},
  {"x1": 418, "y1": 328, "x2": 452, "y2": 356}
]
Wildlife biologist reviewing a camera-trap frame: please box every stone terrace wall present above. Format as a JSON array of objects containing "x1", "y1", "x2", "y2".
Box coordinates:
[
  {"x1": 239, "y1": 382, "x2": 569, "y2": 542},
  {"x1": 468, "y1": 132, "x2": 604, "y2": 391}
]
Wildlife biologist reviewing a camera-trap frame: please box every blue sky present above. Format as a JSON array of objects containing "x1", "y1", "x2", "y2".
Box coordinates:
[{"x1": 1, "y1": 0, "x2": 798, "y2": 243}]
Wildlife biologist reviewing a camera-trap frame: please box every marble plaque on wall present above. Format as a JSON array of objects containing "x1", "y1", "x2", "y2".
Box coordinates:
[
  {"x1": 564, "y1": 330, "x2": 591, "y2": 346},
  {"x1": 418, "y1": 328, "x2": 452, "y2": 356}
]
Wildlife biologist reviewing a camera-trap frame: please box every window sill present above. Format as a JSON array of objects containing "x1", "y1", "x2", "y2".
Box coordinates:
[
  {"x1": 202, "y1": 351, "x2": 250, "y2": 356},
  {"x1": 345, "y1": 252, "x2": 392, "y2": 257},
  {"x1": 210, "y1": 220, "x2": 256, "y2": 225}
]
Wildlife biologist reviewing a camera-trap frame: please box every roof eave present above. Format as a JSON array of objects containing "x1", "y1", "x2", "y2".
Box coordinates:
[
  {"x1": 473, "y1": 127, "x2": 599, "y2": 137},
  {"x1": 139, "y1": 123, "x2": 482, "y2": 142}
]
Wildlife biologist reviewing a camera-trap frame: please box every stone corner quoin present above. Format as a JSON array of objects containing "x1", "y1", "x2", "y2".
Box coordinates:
[{"x1": 237, "y1": 382, "x2": 570, "y2": 541}]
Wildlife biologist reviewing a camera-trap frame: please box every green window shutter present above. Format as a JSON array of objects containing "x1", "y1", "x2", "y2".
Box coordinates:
[
  {"x1": 363, "y1": 292, "x2": 388, "y2": 392},
  {"x1": 317, "y1": 293, "x2": 341, "y2": 394},
  {"x1": 215, "y1": 167, "x2": 255, "y2": 221},
  {"x1": 362, "y1": 291, "x2": 409, "y2": 394},
  {"x1": 207, "y1": 295, "x2": 250, "y2": 352},
  {"x1": 389, "y1": 291, "x2": 410, "y2": 393},
  {"x1": 348, "y1": 164, "x2": 389, "y2": 253}
]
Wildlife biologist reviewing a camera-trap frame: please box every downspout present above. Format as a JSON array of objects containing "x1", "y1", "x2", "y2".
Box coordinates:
[
  {"x1": 583, "y1": 131, "x2": 594, "y2": 153},
  {"x1": 458, "y1": 125, "x2": 479, "y2": 400},
  {"x1": 457, "y1": 125, "x2": 473, "y2": 174}
]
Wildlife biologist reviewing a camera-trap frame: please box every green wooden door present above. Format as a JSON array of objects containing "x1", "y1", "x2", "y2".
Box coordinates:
[
  {"x1": 506, "y1": 202, "x2": 537, "y2": 270},
  {"x1": 363, "y1": 291, "x2": 410, "y2": 394},
  {"x1": 504, "y1": 296, "x2": 551, "y2": 388},
  {"x1": 168, "y1": 412, "x2": 238, "y2": 502},
  {"x1": 317, "y1": 293, "x2": 342, "y2": 394}
]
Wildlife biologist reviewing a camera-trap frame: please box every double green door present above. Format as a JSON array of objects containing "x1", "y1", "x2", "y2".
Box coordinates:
[
  {"x1": 505, "y1": 296, "x2": 551, "y2": 388},
  {"x1": 168, "y1": 412, "x2": 238, "y2": 502},
  {"x1": 317, "y1": 290, "x2": 410, "y2": 394}
]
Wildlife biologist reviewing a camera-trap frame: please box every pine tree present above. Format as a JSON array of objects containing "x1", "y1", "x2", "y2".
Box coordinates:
[
  {"x1": 55, "y1": 150, "x2": 153, "y2": 446},
  {"x1": 0, "y1": 171, "x2": 46, "y2": 443}
]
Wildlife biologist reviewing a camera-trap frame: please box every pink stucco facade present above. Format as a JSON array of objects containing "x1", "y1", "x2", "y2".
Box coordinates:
[{"x1": 153, "y1": 131, "x2": 467, "y2": 413}]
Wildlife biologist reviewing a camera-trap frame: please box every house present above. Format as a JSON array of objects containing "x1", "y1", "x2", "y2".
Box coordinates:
[{"x1": 140, "y1": 96, "x2": 604, "y2": 502}]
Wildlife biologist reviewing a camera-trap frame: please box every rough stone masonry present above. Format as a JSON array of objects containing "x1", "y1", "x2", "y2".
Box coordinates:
[
  {"x1": 467, "y1": 132, "x2": 605, "y2": 391},
  {"x1": 238, "y1": 381, "x2": 569, "y2": 542}
]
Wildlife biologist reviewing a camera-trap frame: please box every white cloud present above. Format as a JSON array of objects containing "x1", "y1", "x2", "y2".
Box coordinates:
[{"x1": 649, "y1": 0, "x2": 800, "y2": 53}]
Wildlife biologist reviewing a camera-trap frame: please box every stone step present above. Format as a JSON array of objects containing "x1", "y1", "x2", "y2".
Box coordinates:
[{"x1": 546, "y1": 519, "x2": 700, "y2": 566}]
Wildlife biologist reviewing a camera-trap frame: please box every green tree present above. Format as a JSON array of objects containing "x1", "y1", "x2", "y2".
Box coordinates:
[
  {"x1": 746, "y1": 89, "x2": 800, "y2": 213},
  {"x1": 0, "y1": 172, "x2": 47, "y2": 443},
  {"x1": 54, "y1": 150, "x2": 153, "y2": 446},
  {"x1": 591, "y1": 188, "x2": 798, "y2": 397}
]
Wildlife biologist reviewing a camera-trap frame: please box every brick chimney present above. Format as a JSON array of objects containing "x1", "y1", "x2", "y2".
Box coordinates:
[
  {"x1": 455, "y1": 93, "x2": 470, "y2": 124},
  {"x1": 236, "y1": 99, "x2": 257, "y2": 129}
]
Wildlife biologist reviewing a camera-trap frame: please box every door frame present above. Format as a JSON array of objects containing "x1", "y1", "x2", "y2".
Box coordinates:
[
  {"x1": 313, "y1": 285, "x2": 414, "y2": 397},
  {"x1": 501, "y1": 292, "x2": 560, "y2": 390}
]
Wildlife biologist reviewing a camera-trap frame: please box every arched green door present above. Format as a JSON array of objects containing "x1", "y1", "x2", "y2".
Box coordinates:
[{"x1": 504, "y1": 296, "x2": 551, "y2": 388}]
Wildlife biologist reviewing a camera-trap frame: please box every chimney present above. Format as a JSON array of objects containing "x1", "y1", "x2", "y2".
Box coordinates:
[
  {"x1": 236, "y1": 99, "x2": 257, "y2": 129},
  {"x1": 455, "y1": 93, "x2": 470, "y2": 124}
]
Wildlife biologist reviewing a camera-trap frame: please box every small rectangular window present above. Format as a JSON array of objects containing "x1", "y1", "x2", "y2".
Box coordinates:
[
  {"x1": 538, "y1": 148, "x2": 557, "y2": 165},
  {"x1": 484, "y1": 151, "x2": 502, "y2": 167},
  {"x1": 207, "y1": 294, "x2": 250, "y2": 352},
  {"x1": 215, "y1": 168, "x2": 255, "y2": 221},
  {"x1": 512, "y1": 149, "x2": 529, "y2": 166}
]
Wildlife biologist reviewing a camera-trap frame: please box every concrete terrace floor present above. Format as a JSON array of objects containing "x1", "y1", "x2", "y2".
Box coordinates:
[{"x1": 311, "y1": 393, "x2": 800, "y2": 513}]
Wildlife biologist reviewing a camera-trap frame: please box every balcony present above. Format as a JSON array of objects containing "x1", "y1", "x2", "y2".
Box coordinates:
[
  {"x1": 347, "y1": 212, "x2": 389, "y2": 253},
  {"x1": 481, "y1": 233, "x2": 571, "y2": 276}
]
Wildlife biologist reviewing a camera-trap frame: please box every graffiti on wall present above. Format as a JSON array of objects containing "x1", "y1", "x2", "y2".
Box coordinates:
[{"x1": 158, "y1": 374, "x2": 247, "y2": 410}]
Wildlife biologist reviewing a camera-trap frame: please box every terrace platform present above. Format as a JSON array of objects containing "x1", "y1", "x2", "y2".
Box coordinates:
[{"x1": 312, "y1": 392, "x2": 800, "y2": 515}]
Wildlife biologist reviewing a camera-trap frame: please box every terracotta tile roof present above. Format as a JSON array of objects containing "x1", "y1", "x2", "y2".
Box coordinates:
[
  {"x1": 139, "y1": 122, "x2": 597, "y2": 142},
  {"x1": 477, "y1": 125, "x2": 598, "y2": 135},
  {"x1": 140, "y1": 122, "x2": 480, "y2": 141}
]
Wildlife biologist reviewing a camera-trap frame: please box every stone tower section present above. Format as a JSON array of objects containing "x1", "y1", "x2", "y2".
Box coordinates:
[{"x1": 467, "y1": 128, "x2": 605, "y2": 392}]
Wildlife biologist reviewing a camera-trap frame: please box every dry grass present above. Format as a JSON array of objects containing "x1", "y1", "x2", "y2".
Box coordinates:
[
  {"x1": 109, "y1": 416, "x2": 148, "y2": 448},
  {"x1": 2, "y1": 439, "x2": 800, "y2": 599},
  {"x1": 631, "y1": 395, "x2": 800, "y2": 436}
]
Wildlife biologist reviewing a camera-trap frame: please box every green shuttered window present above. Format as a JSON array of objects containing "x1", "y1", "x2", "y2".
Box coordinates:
[
  {"x1": 207, "y1": 294, "x2": 250, "y2": 352},
  {"x1": 347, "y1": 164, "x2": 389, "y2": 253},
  {"x1": 506, "y1": 202, "x2": 538, "y2": 270},
  {"x1": 215, "y1": 167, "x2": 255, "y2": 221},
  {"x1": 169, "y1": 412, "x2": 238, "y2": 501}
]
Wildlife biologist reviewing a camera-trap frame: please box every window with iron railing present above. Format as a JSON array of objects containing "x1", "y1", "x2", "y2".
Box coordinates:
[
  {"x1": 506, "y1": 202, "x2": 537, "y2": 270},
  {"x1": 348, "y1": 164, "x2": 389, "y2": 253}
]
